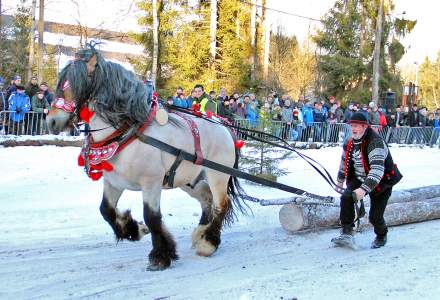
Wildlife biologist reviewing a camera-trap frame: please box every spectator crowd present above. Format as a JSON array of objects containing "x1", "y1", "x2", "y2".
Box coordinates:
[
  {"x1": 0, "y1": 74, "x2": 54, "y2": 135},
  {"x1": 0, "y1": 74, "x2": 439, "y2": 145}
]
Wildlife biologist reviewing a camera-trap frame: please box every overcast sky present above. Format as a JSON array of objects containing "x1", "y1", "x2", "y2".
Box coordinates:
[{"x1": 3, "y1": 0, "x2": 438, "y2": 70}]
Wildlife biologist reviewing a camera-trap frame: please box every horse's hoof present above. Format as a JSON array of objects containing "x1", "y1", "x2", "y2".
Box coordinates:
[
  {"x1": 196, "y1": 239, "x2": 217, "y2": 257},
  {"x1": 147, "y1": 262, "x2": 168, "y2": 271},
  {"x1": 138, "y1": 223, "x2": 150, "y2": 239}
]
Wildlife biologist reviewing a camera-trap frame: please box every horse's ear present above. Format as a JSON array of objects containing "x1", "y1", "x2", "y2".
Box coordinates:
[{"x1": 86, "y1": 54, "x2": 97, "y2": 75}]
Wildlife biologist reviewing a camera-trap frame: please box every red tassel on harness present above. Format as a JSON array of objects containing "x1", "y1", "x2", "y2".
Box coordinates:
[
  {"x1": 100, "y1": 161, "x2": 114, "y2": 172},
  {"x1": 78, "y1": 154, "x2": 85, "y2": 166},
  {"x1": 206, "y1": 111, "x2": 213, "y2": 118},
  {"x1": 79, "y1": 107, "x2": 95, "y2": 123},
  {"x1": 235, "y1": 140, "x2": 245, "y2": 149},
  {"x1": 192, "y1": 103, "x2": 201, "y2": 112}
]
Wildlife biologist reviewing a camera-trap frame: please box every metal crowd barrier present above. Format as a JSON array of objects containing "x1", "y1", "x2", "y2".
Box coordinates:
[
  {"x1": 1, "y1": 111, "x2": 439, "y2": 148},
  {"x1": 0, "y1": 110, "x2": 80, "y2": 136}
]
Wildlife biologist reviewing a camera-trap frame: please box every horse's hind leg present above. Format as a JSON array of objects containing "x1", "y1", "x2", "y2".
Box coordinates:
[
  {"x1": 180, "y1": 177, "x2": 213, "y2": 248},
  {"x1": 143, "y1": 183, "x2": 178, "y2": 271},
  {"x1": 193, "y1": 171, "x2": 231, "y2": 257},
  {"x1": 100, "y1": 179, "x2": 149, "y2": 241}
]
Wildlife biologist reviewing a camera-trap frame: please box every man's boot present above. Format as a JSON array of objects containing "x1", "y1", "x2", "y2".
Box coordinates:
[
  {"x1": 331, "y1": 226, "x2": 355, "y2": 248},
  {"x1": 371, "y1": 234, "x2": 387, "y2": 248}
]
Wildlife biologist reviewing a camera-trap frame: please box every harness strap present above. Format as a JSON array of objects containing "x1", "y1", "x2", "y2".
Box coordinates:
[
  {"x1": 174, "y1": 112, "x2": 204, "y2": 165},
  {"x1": 164, "y1": 150, "x2": 186, "y2": 188},
  {"x1": 136, "y1": 133, "x2": 334, "y2": 202}
]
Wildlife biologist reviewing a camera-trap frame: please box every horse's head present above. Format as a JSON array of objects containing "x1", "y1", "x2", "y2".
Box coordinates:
[{"x1": 46, "y1": 48, "x2": 98, "y2": 134}]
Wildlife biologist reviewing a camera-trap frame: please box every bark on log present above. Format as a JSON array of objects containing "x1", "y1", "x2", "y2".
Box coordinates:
[
  {"x1": 0, "y1": 137, "x2": 82, "y2": 147},
  {"x1": 280, "y1": 197, "x2": 440, "y2": 233}
]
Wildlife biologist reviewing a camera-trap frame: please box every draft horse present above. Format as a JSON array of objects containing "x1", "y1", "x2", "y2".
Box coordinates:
[{"x1": 46, "y1": 45, "x2": 247, "y2": 270}]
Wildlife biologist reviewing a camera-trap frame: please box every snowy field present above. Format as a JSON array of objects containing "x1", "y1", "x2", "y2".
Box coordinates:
[{"x1": 0, "y1": 145, "x2": 439, "y2": 300}]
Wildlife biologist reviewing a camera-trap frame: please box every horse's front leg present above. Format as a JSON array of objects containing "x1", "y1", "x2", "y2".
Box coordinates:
[
  {"x1": 143, "y1": 183, "x2": 178, "y2": 271},
  {"x1": 100, "y1": 179, "x2": 150, "y2": 241}
]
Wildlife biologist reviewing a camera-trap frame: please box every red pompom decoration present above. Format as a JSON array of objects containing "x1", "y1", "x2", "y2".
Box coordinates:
[
  {"x1": 79, "y1": 107, "x2": 95, "y2": 123},
  {"x1": 234, "y1": 140, "x2": 245, "y2": 149},
  {"x1": 206, "y1": 111, "x2": 213, "y2": 118},
  {"x1": 89, "y1": 171, "x2": 103, "y2": 181},
  {"x1": 78, "y1": 154, "x2": 85, "y2": 166}
]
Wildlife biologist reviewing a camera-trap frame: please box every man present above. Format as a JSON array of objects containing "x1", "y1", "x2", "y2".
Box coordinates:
[
  {"x1": 31, "y1": 89, "x2": 51, "y2": 134},
  {"x1": 205, "y1": 90, "x2": 217, "y2": 114},
  {"x1": 173, "y1": 86, "x2": 187, "y2": 108},
  {"x1": 8, "y1": 84, "x2": 31, "y2": 135},
  {"x1": 192, "y1": 84, "x2": 209, "y2": 113},
  {"x1": 332, "y1": 112, "x2": 402, "y2": 249},
  {"x1": 26, "y1": 76, "x2": 40, "y2": 99},
  {"x1": 6, "y1": 75, "x2": 21, "y2": 103},
  {"x1": 39, "y1": 82, "x2": 54, "y2": 105}
]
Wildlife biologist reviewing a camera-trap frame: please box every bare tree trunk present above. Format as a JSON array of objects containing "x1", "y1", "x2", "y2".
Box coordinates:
[
  {"x1": 259, "y1": 0, "x2": 265, "y2": 66},
  {"x1": 250, "y1": 0, "x2": 257, "y2": 81},
  {"x1": 262, "y1": 1, "x2": 270, "y2": 82},
  {"x1": 372, "y1": 0, "x2": 384, "y2": 105},
  {"x1": 209, "y1": 0, "x2": 217, "y2": 87},
  {"x1": 359, "y1": 0, "x2": 366, "y2": 90},
  {"x1": 37, "y1": 0, "x2": 44, "y2": 83},
  {"x1": 27, "y1": 0, "x2": 37, "y2": 82},
  {"x1": 151, "y1": 0, "x2": 159, "y2": 87},
  {"x1": 209, "y1": 0, "x2": 217, "y2": 63}
]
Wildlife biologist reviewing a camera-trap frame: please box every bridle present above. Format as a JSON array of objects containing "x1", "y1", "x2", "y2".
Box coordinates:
[{"x1": 54, "y1": 79, "x2": 112, "y2": 133}]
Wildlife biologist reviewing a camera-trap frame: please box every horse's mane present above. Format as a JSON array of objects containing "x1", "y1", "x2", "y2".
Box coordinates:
[{"x1": 57, "y1": 44, "x2": 150, "y2": 128}]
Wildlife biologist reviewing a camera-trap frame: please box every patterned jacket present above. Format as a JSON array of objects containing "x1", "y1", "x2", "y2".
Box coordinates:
[{"x1": 337, "y1": 127, "x2": 402, "y2": 193}]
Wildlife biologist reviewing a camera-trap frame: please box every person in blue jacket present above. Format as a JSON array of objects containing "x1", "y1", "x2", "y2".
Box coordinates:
[{"x1": 8, "y1": 84, "x2": 30, "y2": 135}]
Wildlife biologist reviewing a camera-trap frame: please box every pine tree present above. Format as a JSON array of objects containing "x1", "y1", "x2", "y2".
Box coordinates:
[
  {"x1": 42, "y1": 45, "x2": 59, "y2": 88},
  {"x1": 314, "y1": 0, "x2": 416, "y2": 103},
  {"x1": 239, "y1": 110, "x2": 291, "y2": 181},
  {"x1": 0, "y1": 4, "x2": 32, "y2": 81}
]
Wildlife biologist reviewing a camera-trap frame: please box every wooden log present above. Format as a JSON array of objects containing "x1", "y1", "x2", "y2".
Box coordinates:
[
  {"x1": 0, "y1": 137, "x2": 82, "y2": 147},
  {"x1": 280, "y1": 197, "x2": 440, "y2": 233}
]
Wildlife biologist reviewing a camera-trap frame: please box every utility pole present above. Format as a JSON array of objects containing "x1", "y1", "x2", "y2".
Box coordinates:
[
  {"x1": 37, "y1": 0, "x2": 44, "y2": 83},
  {"x1": 27, "y1": 0, "x2": 37, "y2": 81},
  {"x1": 372, "y1": 0, "x2": 384, "y2": 105}
]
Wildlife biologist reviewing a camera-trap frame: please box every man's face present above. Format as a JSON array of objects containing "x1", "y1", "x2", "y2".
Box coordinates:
[
  {"x1": 14, "y1": 78, "x2": 21, "y2": 85},
  {"x1": 17, "y1": 88, "x2": 24, "y2": 94},
  {"x1": 194, "y1": 88, "x2": 203, "y2": 97},
  {"x1": 31, "y1": 78, "x2": 37, "y2": 85},
  {"x1": 40, "y1": 84, "x2": 48, "y2": 91},
  {"x1": 350, "y1": 123, "x2": 368, "y2": 140},
  {"x1": 244, "y1": 96, "x2": 250, "y2": 103},
  {"x1": 176, "y1": 88, "x2": 183, "y2": 95}
]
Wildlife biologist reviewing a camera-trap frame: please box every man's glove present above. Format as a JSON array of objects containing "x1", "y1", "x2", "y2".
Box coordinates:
[
  {"x1": 16, "y1": 108, "x2": 21, "y2": 113},
  {"x1": 352, "y1": 188, "x2": 366, "y2": 202}
]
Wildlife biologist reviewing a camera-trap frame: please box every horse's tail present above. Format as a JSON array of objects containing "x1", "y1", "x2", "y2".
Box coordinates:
[{"x1": 224, "y1": 146, "x2": 252, "y2": 226}]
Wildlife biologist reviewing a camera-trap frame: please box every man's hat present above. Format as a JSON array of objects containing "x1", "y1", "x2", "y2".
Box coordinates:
[
  {"x1": 16, "y1": 84, "x2": 25, "y2": 90},
  {"x1": 13, "y1": 75, "x2": 21, "y2": 81},
  {"x1": 349, "y1": 112, "x2": 369, "y2": 125}
]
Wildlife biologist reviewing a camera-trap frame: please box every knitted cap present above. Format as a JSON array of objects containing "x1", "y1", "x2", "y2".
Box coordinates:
[{"x1": 349, "y1": 112, "x2": 369, "y2": 125}]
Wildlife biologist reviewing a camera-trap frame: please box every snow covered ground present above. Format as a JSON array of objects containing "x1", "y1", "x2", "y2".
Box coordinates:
[{"x1": 0, "y1": 145, "x2": 439, "y2": 300}]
